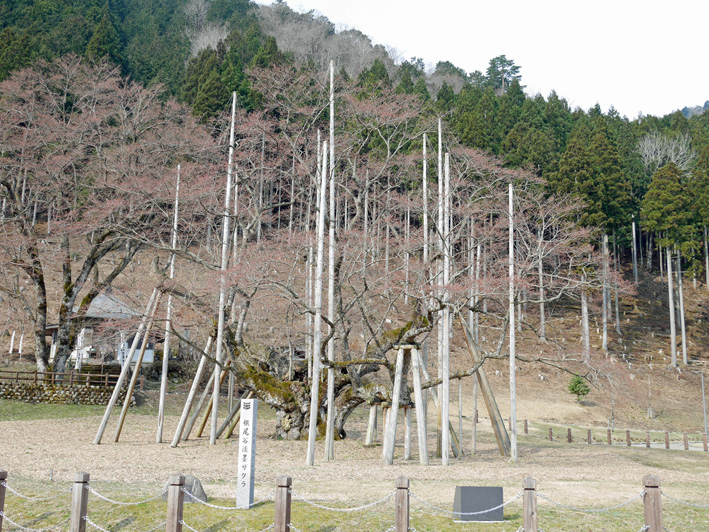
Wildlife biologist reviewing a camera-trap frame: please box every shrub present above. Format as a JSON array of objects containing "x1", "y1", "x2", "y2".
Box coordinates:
[{"x1": 568, "y1": 375, "x2": 590, "y2": 401}]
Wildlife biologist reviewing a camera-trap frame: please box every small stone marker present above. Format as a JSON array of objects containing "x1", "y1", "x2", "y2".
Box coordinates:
[
  {"x1": 162, "y1": 475, "x2": 207, "y2": 503},
  {"x1": 236, "y1": 398, "x2": 258, "y2": 509}
]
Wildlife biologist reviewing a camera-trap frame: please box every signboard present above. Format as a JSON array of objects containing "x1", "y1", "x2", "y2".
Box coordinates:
[{"x1": 236, "y1": 399, "x2": 258, "y2": 509}]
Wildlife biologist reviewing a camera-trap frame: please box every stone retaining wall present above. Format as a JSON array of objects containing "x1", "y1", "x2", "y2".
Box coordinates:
[{"x1": 0, "y1": 382, "x2": 134, "y2": 406}]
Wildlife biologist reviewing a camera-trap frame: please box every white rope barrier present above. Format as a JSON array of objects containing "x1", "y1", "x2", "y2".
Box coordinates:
[
  {"x1": 410, "y1": 491, "x2": 523, "y2": 516},
  {"x1": 661, "y1": 490, "x2": 709, "y2": 508},
  {"x1": 289, "y1": 490, "x2": 395, "y2": 513},
  {"x1": 537, "y1": 491, "x2": 646, "y2": 514},
  {"x1": 87, "y1": 486, "x2": 165, "y2": 506},
  {"x1": 180, "y1": 488, "x2": 274, "y2": 509},
  {"x1": 0, "y1": 511, "x2": 69, "y2": 532},
  {"x1": 2, "y1": 483, "x2": 71, "y2": 502}
]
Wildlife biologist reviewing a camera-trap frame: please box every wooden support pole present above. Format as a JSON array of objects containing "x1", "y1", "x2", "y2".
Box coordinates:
[
  {"x1": 522, "y1": 477, "x2": 537, "y2": 532},
  {"x1": 646, "y1": 432, "x2": 651, "y2": 448},
  {"x1": 114, "y1": 294, "x2": 161, "y2": 442},
  {"x1": 0, "y1": 470, "x2": 6, "y2": 532},
  {"x1": 626, "y1": 430, "x2": 631, "y2": 447},
  {"x1": 165, "y1": 475, "x2": 184, "y2": 532},
  {"x1": 664, "y1": 431, "x2": 670, "y2": 449},
  {"x1": 411, "y1": 347, "x2": 428, "y2": 465},
  {"x1": 70, "y1": 472, "x2": 90, "y2": 532},
  {"x1": 196, "y1": 362, "x2": 231, "y2": 438},
  {"x1": 395, "y1": 477, "x2": 409, "y2": 532},
  {"x1": 365, "y1": 403, "x2": 377, "y2": 446},
  {"x1": 171, "y1": 337, "x2": 213, "y2": 447},
  {"x1": 683, "y1": 433, "x2": 689, "y2": 451},
  {"x1": 587, "y1": 429, "x2": 592, "y2": 445},
  {"x1": 404, "y1": 406, "x2": 412, "y2": 460},
  {"x1": 183, "y1": 364, "x2": 218, "y2": 441},
  {"x1": 94, "y1": 289, "x2": 158, "y2": 444},
  {"x1": 548, "y1": 427, "x2": 552, "y2": 441},
  {"x1": 384, "y1": 347, "x2": 405, "y2": 464},
  {"x1": 458, "y1": 316, "x2": 510, "y2": 456},
  {"x1": 458, "y1": 378, "x2": 463, "y2": 456},
  {"x1": 413, "y1": 348, "x2": 460, "y2": 458},
  {"x1": 643, "y1": 474, "x2": 662, "y2": 532},
  {"x1": 274, "y1": 476, "x2": 292, "y2": 532},
  {"x1": 567, "y1": 428, "x2": 572, "y2": 443},
  {"x1": 703, "y1": 433, "x2": 708, "y2": 452},
  {"x1": 607, "y1": 429, "x2": 612, "y2": 445}
]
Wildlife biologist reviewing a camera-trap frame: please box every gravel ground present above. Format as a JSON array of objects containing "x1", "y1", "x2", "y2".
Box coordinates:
[{"x1": 2, "y1": 404, "x2": 707, "y2": 510}]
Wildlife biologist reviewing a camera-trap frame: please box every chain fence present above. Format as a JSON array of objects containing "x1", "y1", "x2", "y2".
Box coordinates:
[{"x1": 1, "y1": 472, "x2": 708, "y2": 531}]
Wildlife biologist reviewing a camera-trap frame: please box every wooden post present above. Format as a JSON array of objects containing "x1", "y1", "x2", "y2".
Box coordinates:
[
  {"x1": 273, "y1": 476, "x2": 292, "y2": 532},
  {"x1": 567, "y1": 428, "x2": 572, "y2": 443},
  {"x1": 626, "y1": 430, "x2": 631, "y2": 447},
  {"x1": 607, "y1": 429, "x2": 612, "y2": 445},
  {"x1": 165, "y1": 475, "x2": 184, "y2": 532},
  {"x1": 587, "y1": 429, "x2": 592, "y2": 444},
  {"x1": 69, "y1": 472, "x2": 90, "y2": 532},
  {"x1": 646, "y1": 432, "x2": 651, "y2": 448},
  {"x1": 524, "y1": 419, "x2": 528, "y2": 434},
  {"x1": 548, "y1": 427, "x2": 553, "y2": 441},
  {"x1": 384, "y1": 347, "x2": 406, "y2": 464},
  {"x1": 683, "y1": 433, "x2": 689, "y2": 451},
  {"x1": 643, "y1": 474, "x2": 662, "y2": 532},
  {"x1": 522, "y1": 477, "x2": 537, "y2": 532},
  {"x1": 395, "y1": 477, "x2": 409, "y2": 532},
  {"x1": 665, "y1": 431, "x2": 670, "y2": 449},
  {"x1": 703, "y1": 433, "x2": 708, "y2": 452},
  {"x1": 411, "y1": 347, "x2": 428, "y2": 465},
  {"x1": 0, "y1": 470, "x2": 6, "y2": 532},
  {"x1": 404, "y1": 406, "x2": 412, "y2": 460},
  {"x1": 365, "y1": 403, "x2": 377, "y2": 446}
]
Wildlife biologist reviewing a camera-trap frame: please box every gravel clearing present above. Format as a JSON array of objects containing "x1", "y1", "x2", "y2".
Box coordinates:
[{"x1": 2, "y1": 405, "x2": 707, "y2": 509}]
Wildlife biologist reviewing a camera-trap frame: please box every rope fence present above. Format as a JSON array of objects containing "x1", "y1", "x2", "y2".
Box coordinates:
[
  {"x1": 516, "y1": 418, "x2": 709, "y2": 452},
  {"x1": 0, "y1": 469, "x2": 707, "y2": 532}
]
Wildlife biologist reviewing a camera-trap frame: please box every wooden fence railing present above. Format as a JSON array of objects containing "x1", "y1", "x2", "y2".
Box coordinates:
[
  {"x1": 0, "y1": 370, "x2": 121, "y2": 388},
  {"x1": 0, "y1": 470, "x2": 692, "y2": 532}
]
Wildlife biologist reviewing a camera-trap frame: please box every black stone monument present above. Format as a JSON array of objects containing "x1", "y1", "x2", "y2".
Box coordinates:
[{"x1": 453, "y1": 486, "x2": 504, "y2": 522}]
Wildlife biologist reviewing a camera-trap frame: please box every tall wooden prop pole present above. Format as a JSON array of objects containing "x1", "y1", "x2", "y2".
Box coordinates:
[
  {"x1": 171, "y1": 336, "x2": 214, "y2": 447},
  {"x1": 325, "y1": 61, "x2": 337, "y2": 461},
  {"x1": 306, "y1": 141, "x2": 328, "y2": 466},
  {"x1": 210, "y1": 92, "x2": 237, "y2": 445},
  {"x1": 94, "y1": 288, "x2": 159, "y2": 444},
  {"x1": 411, "y1": 346, "x2": 428, "y2": 465},
  {"x1": 114, "y1": 293, "x2": 162, "y2": 442},
  {"x1": 421, "y1": 133, "x2": 429, "y2": 424},
  {"x1": 157, "y1": 165, "x2": 180, "y2": 443},
  {"x1": 436, "y1": 118, "x2": 443, "y2": 458},
  {"x1": 508, "y1": 183, "x2": 518, "y2": 462},
  {"x1": 441, "y1": 153, "x2": 451, "y2": 466},
  {"x1": 632, "y1": 216, "x2": 639, "y2": 283},
  {"x1": 667, "y1": 248, "x2": 677, "y2": 367}
]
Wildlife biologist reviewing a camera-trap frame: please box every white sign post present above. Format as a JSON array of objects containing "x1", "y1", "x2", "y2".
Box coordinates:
[{"x1": 236, "y1": 398, "x2": 258, "y2": 509}]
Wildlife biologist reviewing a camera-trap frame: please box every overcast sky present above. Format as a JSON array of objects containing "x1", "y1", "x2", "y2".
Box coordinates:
[{"x1": 254, "y1": 0, "x2": 707, "y2": 120}]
